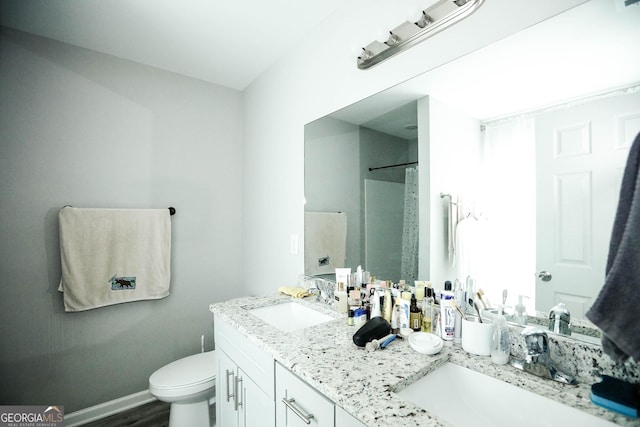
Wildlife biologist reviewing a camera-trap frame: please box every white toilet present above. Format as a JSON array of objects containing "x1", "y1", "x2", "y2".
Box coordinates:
[{"x1": 149, "y1": 351, "x2": 216, "y2": 427}]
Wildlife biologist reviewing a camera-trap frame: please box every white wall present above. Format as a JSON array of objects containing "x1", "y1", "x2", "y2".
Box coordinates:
[
  {"x1": 242, "y1": 0, "x2": 588, "y2": 295},
  {"x1": 426, "y1": 96, "x2": 482, "y2": 288},
  {"x1": 0, "y1": 28, "x2": 244, "y2": 410}
]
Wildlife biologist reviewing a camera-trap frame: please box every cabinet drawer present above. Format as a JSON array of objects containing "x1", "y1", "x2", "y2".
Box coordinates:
[{"x1": 276, "y1": 362, "x2": 334, "y2": 427}]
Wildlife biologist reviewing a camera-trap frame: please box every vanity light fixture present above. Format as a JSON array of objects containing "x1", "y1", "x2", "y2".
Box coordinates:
[{"x1": 357, "y1": 0, "x2": 485, "y2": 70}]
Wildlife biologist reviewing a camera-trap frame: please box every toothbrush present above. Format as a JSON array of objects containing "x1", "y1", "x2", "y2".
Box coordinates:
[
  {"x1": 453, "y1": 302, "x2": 467, "y2": 321},
  {"x1": 365, "y1": 334, "x2": 397, "y2": 352},
  {"x1": 473, "y1": 300, "x2": 484, "y2": 323},
  {"x1": 502, "y1": 289, "x2": 508, "y2": 315},
  {"x1": 476, "y1": 289, "x2": 488, "y2": 310}
]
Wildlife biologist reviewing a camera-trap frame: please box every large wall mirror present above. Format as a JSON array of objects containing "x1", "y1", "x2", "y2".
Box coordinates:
[{"x1": 304, "y1": 0, "x2": 640, "y2": 332}]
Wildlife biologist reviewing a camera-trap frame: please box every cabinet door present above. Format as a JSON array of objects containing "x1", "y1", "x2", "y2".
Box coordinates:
[
  {"x1": 276, "y1": 363, "x2": 334, "y2": 427},
  {"x1": 335, "y1": 407, "x2": 366, "y2": 427},
  {"x1": 218, "y1": 349, "x2": 240, "y2": 427},
  {"x1": 239, "y1": 367, "x2": 275, "y2": 427}
]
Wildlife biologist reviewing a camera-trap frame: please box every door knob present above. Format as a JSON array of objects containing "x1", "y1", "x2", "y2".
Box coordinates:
[{"x1": 537, "y1": 271, "x2": 552, "y2": 282}]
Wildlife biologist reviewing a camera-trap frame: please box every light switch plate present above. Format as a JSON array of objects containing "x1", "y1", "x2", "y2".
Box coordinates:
[{"x1": 290, "y1": 233, "x2": 299, "y2": 255}]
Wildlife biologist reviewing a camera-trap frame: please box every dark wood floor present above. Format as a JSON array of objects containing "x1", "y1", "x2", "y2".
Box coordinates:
[{"x1": 79, "y1": 400, "x2": 216, "y2": 427}]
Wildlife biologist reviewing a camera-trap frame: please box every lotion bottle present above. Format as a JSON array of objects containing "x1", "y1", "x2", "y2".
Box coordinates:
[
  {"x1": 440, "y1": 290, "x2": 455, "y2": 340},
  {"x1": 334, "y1": 282, "x2": 348, "y2": 314},
  {"x1": 382, "y1": 289, "x2": 393, "y2": 323}
]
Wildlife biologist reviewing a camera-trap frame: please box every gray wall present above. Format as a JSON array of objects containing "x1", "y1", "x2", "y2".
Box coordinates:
[
  {"x1": 304, "y1": 116, "x2": 414, "y2": 273},
  {"x1": 304, "y1": 116, "x2": 360, "y2": 269},
  {"x1": 0, "y1": 28, "x2": 244, "y2": 411}
]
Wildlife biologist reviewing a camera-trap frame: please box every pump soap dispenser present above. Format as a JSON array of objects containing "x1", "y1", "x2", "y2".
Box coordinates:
[{"x1": 513, "y1": 295, "x2": 529, "y2": 325}]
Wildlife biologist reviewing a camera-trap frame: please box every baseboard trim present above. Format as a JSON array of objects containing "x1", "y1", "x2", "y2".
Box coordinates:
[{"x1": 64, "y1": 390, "x2": 156, "y2": 427}]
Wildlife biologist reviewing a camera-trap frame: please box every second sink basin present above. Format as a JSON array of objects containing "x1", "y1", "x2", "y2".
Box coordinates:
[
  {"x1": 396, "y1": 362, "x2": 616, "y2": 427},
  {"x1": 248, "y1": 301, "x2": 335, "y2": 332}
]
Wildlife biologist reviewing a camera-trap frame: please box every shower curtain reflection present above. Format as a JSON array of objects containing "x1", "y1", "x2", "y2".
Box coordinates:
[{"x1": 401, "y1": 167, "x2": 419, "y2": 282}]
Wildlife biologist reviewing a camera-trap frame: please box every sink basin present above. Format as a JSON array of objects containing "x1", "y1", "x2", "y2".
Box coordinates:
[
  {"x1": 396, "y1": 362, "x2": 616, "y2": 427},
  {"x1": 248, "y1": 302, "x2": 334, "y2": 332}
]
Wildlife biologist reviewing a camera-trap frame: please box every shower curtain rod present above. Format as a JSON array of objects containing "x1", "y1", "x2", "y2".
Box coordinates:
[{"x1": 368, "y1": 161, "x2": 418, "y2": 172}]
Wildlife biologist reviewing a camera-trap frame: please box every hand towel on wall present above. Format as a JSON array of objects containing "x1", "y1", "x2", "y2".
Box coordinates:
[
  {"x1": 58, "y1": 207, "x2": 171, "y2": 312},
  {"x1": 304, "y1": 212, "x2": 347, "y2": 276},
  {"x1": 586, "y1": 131, "x2": 640, "y2": 362}
]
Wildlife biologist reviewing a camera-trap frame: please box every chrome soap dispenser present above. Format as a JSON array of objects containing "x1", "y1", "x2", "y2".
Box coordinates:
[{"x1": 548, "y1": 302, "x2": 571, "y2": 336}]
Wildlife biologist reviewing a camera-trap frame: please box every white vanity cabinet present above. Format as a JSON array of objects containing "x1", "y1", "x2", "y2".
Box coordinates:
[
  {"x1": 213, "y1": 306, "x2": 367, "y2": 427},
  {"x1": 276, "y1": 362, "x2": 334, "y2": 427},
  {"x1": 215, "y1": 318, "x2": 275, "y2": 427},
  {"x1": 335, "y1": 407, "x2": 367, "y2": 427}
]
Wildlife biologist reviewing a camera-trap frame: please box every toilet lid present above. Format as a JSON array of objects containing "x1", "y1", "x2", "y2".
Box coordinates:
[{"x1": 150, "y1": 351, "x2": 216, "y2": 390}]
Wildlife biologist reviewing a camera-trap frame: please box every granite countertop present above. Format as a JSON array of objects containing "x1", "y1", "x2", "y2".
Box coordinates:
[{"x1": 211, "y1": 294, "x2": 637, "y2": 427}]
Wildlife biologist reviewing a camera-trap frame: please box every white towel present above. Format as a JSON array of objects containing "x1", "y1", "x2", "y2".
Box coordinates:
[
  {"x1": 447, "y1": 195, "x2": 465, "y2": 266},
  {"x1": 58, "y1": 207, "x2": 171, "y2": 312},
  {"x1": 304, "y1": 212, "x2": 347, "y2": 275}
]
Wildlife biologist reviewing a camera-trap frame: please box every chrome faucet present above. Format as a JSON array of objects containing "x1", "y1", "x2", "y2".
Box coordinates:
[
  {"x1": 548, "y1": 302, "x2": 572, "y2": 336},
  {"x1": 511, "y1": 327, "x2": 577, "y2": 385}
]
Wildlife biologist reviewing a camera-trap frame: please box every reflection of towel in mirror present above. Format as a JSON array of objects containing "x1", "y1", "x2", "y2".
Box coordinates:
[
  {"x1": 455, "y1": 215, "x2": 488, "y2": 286},
  {"x1": 304, "y1": 212, "x2": 347, "y2": 276},
  {"x1": 447, "y1": 195, "x2": 465, "y2": 266},
  {"x1": 58, "y1": 207, "x2": 171, "y2": 312},
  {"x1": 587, "y1": 131, "x2": 640, "y2": 363}
]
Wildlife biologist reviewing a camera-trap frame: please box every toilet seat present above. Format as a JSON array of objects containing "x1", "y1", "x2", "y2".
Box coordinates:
[{"x1": 149, "y1": 351, "x2": 216, "y2": 398}]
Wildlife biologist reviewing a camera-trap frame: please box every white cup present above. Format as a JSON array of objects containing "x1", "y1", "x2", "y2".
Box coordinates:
[{"x1": 461, "y1": 317, "x2": 493, "y2": 356}]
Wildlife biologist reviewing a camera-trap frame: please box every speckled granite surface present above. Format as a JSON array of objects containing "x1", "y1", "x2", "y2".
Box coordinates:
[{"x1": 211, "y1": 295, "x2": 639, "y2": 427}]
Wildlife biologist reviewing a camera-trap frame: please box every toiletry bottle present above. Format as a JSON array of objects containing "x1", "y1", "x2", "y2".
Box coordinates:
[
  {"x1": 409, "y1": 294, "x2": 421, "y2": 331},
  {"x1": 440, "y1": 290, "x2": 455, "y2": 340},
  {"x1": 354, "y1": 307, "x2": 367, "y2": 325},
  {"x1": 370, "y1": 290, "x2": 382, "y2": 319},
  {"x1": 415, "y1": 281, "x2": 426, "y2": 302},
  {"x1": 348, "y1": 309, "x2": 354, "y2": 326},
  {"x1": 432, "y1": 308, "x2": 441, "y2": 337},
  {"x1": 454, "y1": 281, "x2": 464, "y2": 344},
  {"x1": 422, "y1": 287, "x2": 434, "y2": 333},
  {"x1": 514, "y1": 295, "x2": 528, "y2": 325},
  {"x1": 391, "y1": 303, "x2": 400, "y2": 334},
  {"x1": 382, "y1": 289, "x2": 393, "y2": 323},
  {"x1": 334, "y1": 282, "x2": 348, "y2": 314},
  {"x1": 491, "y1": 315, "x2": 510, "y2": 365}
]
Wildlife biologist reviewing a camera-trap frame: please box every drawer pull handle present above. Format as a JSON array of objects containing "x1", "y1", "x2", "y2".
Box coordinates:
[
  {"x1": 225, "y1": 370, "x2": 234, "y2": 402},
  {"x1": 235, "y1": 376, "x2": 243, "y2": 410},
  {"x1": 282, "y1": 397, "x2": 314, "y2": 425}
]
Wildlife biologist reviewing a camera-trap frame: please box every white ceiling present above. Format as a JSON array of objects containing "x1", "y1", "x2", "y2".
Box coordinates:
[{"x1": 0, "y1": 0, "x2": 347, "y2": 90}]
